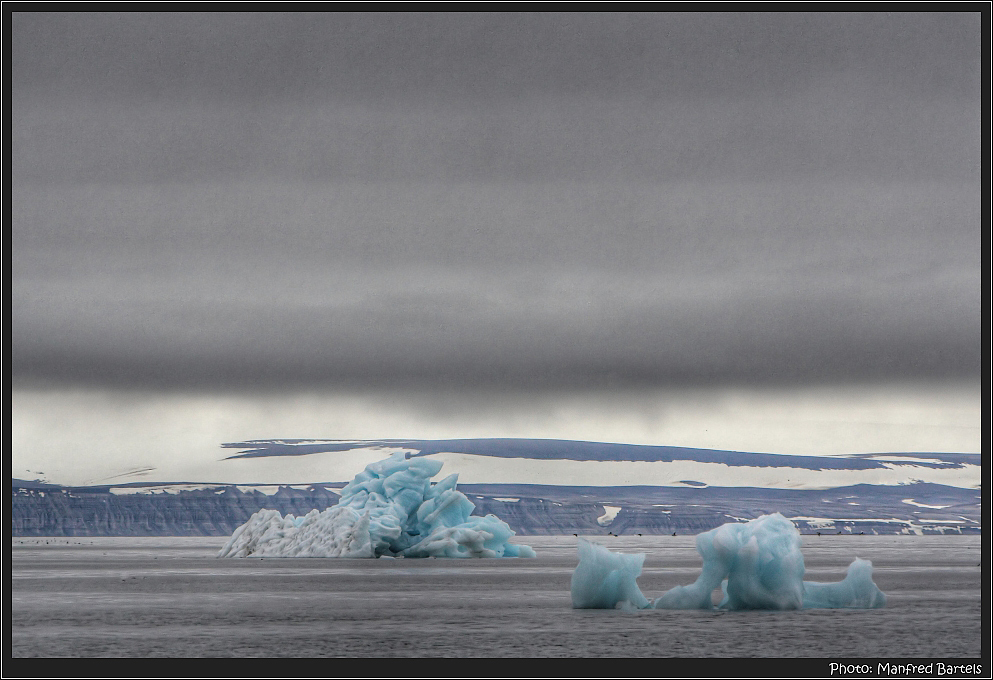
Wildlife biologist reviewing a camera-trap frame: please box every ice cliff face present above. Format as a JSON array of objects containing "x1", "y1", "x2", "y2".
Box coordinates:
[{"x1": 218, "y1": 452, "x2": 535, "y2": 558}]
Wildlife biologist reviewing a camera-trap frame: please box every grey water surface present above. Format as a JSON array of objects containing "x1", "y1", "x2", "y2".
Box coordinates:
[{"x1": 10, "y1": 535, "x2": 982, "y2": 658}]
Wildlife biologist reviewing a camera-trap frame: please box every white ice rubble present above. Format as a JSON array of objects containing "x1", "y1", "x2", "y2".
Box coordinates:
[{"x1": 218, "y1": 452, "x2": 536, "y2": 559}]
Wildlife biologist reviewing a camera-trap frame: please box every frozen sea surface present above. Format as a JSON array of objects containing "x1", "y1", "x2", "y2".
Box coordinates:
[{"x1": 10, "y1": 535, "x2": 982, "y2": 658}]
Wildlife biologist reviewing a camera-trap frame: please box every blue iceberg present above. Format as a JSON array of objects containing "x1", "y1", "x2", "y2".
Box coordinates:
[
  {"x1": 218, "y1": 452, "x2": 535, "y2": 559},
  {"x1": 802, "y1": 557, "x2": 886, "y2": 609},
  {"x1": 570, "y1": 538, "x2": 650, "y2": 610},
  {"x1": 572, "y1": 513, "x2": 885, "y2": 610}
]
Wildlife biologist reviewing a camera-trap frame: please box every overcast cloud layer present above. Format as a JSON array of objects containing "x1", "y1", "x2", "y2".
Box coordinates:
[{"x1": 11, "y1": 12, "x2": 982, "y2": 391}]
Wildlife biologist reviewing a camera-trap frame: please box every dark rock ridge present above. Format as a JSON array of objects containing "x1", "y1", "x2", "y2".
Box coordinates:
[
  {"x1": 13, "y1": 440, "x2": 980, "y2": 536},
  {"x1": 222, "y1": 438, "x2": 974, "y2": 468},
  {"x1": 11, "y1": 484, "x2": 342, "y2": 537},
  {"x1": 11, "y1": 481, "x2": 980, "y2": 537}
]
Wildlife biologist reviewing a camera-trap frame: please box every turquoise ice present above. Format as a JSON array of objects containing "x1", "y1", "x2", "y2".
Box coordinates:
[
  {"x1": 218, "y1": 451, "x2": 535, "y2": 558},
  {"x1": 571, "y1": 513, "x2": 885, "y2": 610},
  {"x1": 802, "y1": 557, "x2": 886, "y2": 609},
  {"x1": 570, "y1": 538, "x2": 651, "y2": 610}
]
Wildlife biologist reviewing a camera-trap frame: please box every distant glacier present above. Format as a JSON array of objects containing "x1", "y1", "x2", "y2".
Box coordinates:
[{"x1": 11, "y1": 439, "x2": 981, "y2": 536}]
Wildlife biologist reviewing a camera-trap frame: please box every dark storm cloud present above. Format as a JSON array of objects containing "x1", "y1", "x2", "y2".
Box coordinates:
[
  {"x1": 9, "y1": 12, "x2": 982, "y2": 391},
  {"x1": 11, "y1": 182, "x2": 980, "y2": 390},
  {"x1": 11, "y1": 276, "x2": 980, "y2": 390},
  {"x1": 11, "y1": 12, "x2": 980, "y2": 100},
  {"x1": 11, "y1": 93, "x2": 980, "y2": 183},
  {"x1": 11, "y1": 12, "x2": 981, "y2": 183},
  {"x1": 10, "y1": 181, "x2": 981, "y2": 272}
]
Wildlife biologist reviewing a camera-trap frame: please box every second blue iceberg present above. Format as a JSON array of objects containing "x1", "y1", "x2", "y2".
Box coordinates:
[{"x1": 571, "y1": 513, "x2": 885, "y2": 610}]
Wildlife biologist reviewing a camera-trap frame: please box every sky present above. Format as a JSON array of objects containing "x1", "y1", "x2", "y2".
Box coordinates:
[{"x1": 10, "y1": 12, "x2": 982, "y2": 485}]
